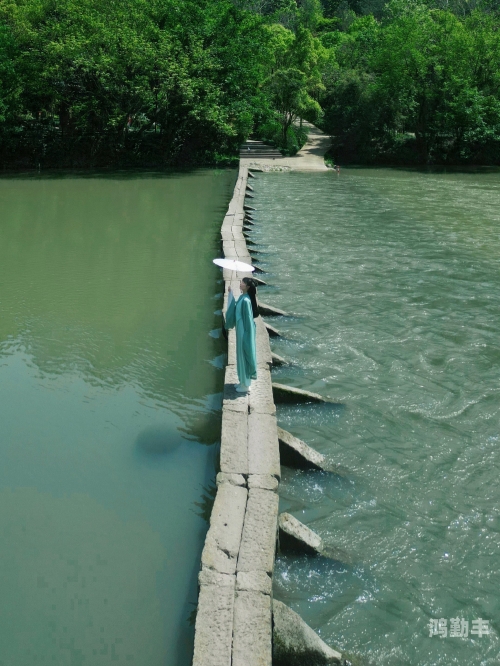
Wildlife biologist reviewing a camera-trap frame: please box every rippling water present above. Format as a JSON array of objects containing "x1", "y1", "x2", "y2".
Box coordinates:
[
  {"x1": 0, "y1": 170, "x2": 234, "y2": 666},
  {"x1": 250, "y1": 169, "x2": 500, "y2": 666}
]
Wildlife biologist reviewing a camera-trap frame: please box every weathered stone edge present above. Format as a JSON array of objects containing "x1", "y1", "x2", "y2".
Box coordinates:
[{"x1": 193, "y1": 164, "x2": 279, "y2": 666}]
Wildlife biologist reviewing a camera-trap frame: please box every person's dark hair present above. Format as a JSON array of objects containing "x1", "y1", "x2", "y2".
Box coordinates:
[{"x1": 242, "y1": 277, "x2": 259, "y2": 318}]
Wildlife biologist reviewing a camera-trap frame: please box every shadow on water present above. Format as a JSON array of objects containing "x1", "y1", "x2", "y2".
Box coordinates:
[
  {"x1": 179, "y1": 409, "x2": 223, "y2": 446},
  {"x1": 135, "y1": 426, "x2": 184, "y2": 456},
  {"x1": 0, "y1": 166, "x2": 237, "y2": 180},
  {"x1": 135, "y1": 406, "x2": 223, "y2": 457},
  {"x1": 193, "y1": 482, "x2": 217, "y2": 523}
]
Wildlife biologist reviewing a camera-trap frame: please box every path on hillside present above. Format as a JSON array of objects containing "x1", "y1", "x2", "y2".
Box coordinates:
[{"x1": 240, "y1": 122, "x2": 331, "y2": 172}]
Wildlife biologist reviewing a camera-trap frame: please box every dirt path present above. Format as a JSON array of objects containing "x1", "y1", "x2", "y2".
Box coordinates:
[{"x1": 240, "y1": 122, "x2": 331, "y2": 172}]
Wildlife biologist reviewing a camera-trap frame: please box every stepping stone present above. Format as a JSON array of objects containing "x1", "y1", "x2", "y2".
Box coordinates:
[
  {"x1": 277, "y1": 427, "x2": 327, "y2": 471},
  {"x1": 273, "y1": 600, "x2": 342, "y2": 665},
  {"x1": 258, "y1": 302, "x2": 289, "y2": 317},
  {"x1": 272, "y1": 383, "x2": 341, "y2": 405},
  {"x1": 271, "y1": 352, "x2": 287, "y2": 367},
  {"x1": 278, "y1": 512, "x2": 323, "y2": 556},
  {"x1": 264, "y1": 322, "x2": 281, "y2": 337},
  {"x1": 253, "y1": 276, "x2": 267, "y2": 286}
]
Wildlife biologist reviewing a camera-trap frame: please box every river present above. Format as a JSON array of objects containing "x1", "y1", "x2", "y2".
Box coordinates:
[
  {"x1": 250, "y1": 168, "x2": 500, "y2": 666},
  {"x1": 0, "y1": 169, "x2": 235, "y2": 666}
]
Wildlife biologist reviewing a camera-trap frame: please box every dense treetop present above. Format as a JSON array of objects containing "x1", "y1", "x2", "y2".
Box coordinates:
[{"x1": 1, "y1": 0, "x2": 499, "y2": 166}]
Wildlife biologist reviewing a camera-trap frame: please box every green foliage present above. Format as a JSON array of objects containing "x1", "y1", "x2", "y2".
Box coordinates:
[
  {"x1": 0, "y1": 23, "x2": 19, "y2": 124},
  {"x1": 320, "y1": 2, "x2": 500, "y2": 164},
  {"x1": 0, "y1": 0, "x2": 273, "y2": 166},
  {"x1": 1, "y1": 0, "x2": 499, "y2": 167}
]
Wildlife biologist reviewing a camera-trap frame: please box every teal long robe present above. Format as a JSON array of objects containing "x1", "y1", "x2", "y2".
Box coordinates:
[{"x1": 225, "y1": 292, "x2": 257, "y2": 386}]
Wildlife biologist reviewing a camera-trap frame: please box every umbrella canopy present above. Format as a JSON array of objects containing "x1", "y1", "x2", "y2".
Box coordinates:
[{"x1": 213, "y1": 258, "x2": 255, "y2": 273}]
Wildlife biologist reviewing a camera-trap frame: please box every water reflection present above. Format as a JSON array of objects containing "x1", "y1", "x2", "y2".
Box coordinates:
[{"x1": 0, "y1": 169, "x2": 235, "y2": 666}]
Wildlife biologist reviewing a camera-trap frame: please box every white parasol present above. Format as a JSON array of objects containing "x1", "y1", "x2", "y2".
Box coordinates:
[{"x1": 213, "y1": 258, "x2": 255, "y2": 273}]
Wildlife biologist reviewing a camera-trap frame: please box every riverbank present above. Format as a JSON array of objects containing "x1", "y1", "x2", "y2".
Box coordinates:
[{"x1": 241, "y1": 123, "x2": 331, "y2": 173}]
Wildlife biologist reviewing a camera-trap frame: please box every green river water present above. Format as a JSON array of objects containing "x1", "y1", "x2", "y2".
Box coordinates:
[
  {"x1": 250, "y1": 169, "x2": 500, "y2": 666},
  {"x1": 0, "y1": 170, "x2": 235, "y2": 666}
]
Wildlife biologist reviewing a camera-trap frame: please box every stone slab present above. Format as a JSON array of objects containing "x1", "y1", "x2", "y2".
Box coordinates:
[
  {"x1": 247, "y1": 474, "x2": 279, "y2": 491},
  {"x1": 236, "y1": 570, "x2": 272, "y2": 596},
  {"x1": 278, "y1": 512, "x2": 323, "y2": 556},
  {"x1": 201, "y1": 482, "x2": 248, "y2": 575},
  {"x1": 237, "y1": 488, "x2": 279, "y2": 574},
  {"x1": 272, "y1": 383, "x2": 341, "y2": 405},
  {"x1": 277, "y1": 426, "x2": 326, "y2": 470},
  {"x1": 192, "y1": 580, "x2": 235, "y2": 666},
  {"x1": 220, "y1": 408, "x2": 248, "y2": 475},
  {"x1": 216, "y1": 472, "x2": 246, "y2": 487},
  {"x1": 227, "y1": 328, "x2": 236, "y2": 366},
  {"x1": 273, "y1": 600, "x2": 342, "y2": 665},
  {"x1": 234, "y1": 240, "x2": 249, "y2": 253},
  {"x1": 198, "y1": 568, "x2": 235, "y2": 588},
  {"x1": 232, "y1": 590, "x2": 272, "y2": 666},
  {"x1": 271, "y1": 352, "x2": 287, "y2": 367},
  {"x1": 249, "y1": 366, "x2": 275, "y2": 415},
  {"x1": 264, "y1": 321, "x2": 281, "y2": 337},
  {"x1": 258, "y1": 301, "x2": 289, "y2": 317},
  {"x1": 223, "y1": 365, "x2": 249, "y2": 413},
  {"x1": 222, "y1": 252, "x2": 239, "y2": 263},
  {"x1": 255, "y1": 317, "x2": 273, "y2": 366},
  {"x1": 253, "y1": 276, "x2": 267, "y2": 286},
  {"x1": 248, "y1": 412, "x2": 280, "y2": 478}
]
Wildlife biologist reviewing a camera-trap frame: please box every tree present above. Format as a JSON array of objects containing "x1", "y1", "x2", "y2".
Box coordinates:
[
  {"x1": 267, "y1": 66, "x2": 321, "y2": 141},
  {"x1": 0, "y1": 24, "x2": 18, "y2": 125}
]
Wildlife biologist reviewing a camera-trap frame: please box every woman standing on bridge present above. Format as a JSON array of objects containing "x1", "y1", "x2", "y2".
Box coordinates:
[{"x1": 225, "y1": 278, "x2": 258, "y2": 393}]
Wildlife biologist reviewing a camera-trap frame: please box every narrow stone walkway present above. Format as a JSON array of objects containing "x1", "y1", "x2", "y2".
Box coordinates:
[
  {"x1": 192, "y1": 166, "x2": 279, "y2": 666},
  {"x1": 192, "y1": 160, "x2": 344, "y2": 666},
  {"x1": 239, "y1": 122, "x2": 331, "y2": 172}
]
